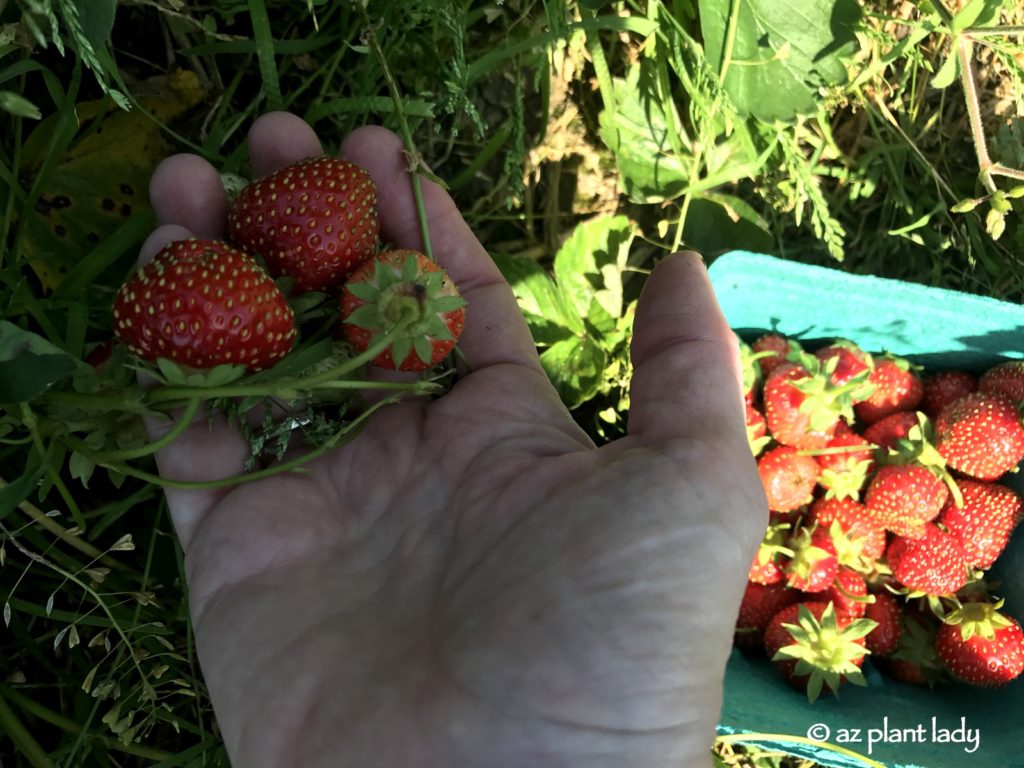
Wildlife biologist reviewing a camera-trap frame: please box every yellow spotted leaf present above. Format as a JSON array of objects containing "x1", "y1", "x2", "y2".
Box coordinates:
[{"x1": 19, "y1": 69, "x2": 205, "y2": 291}]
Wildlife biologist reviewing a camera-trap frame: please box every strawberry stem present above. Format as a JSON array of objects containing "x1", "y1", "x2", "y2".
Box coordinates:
[
  {"x1": 61, "y1": 399, "x2": 201, "y2": 463},
  {"x1": 361, "y1": 14, "x2": 433, "y2": 259}
]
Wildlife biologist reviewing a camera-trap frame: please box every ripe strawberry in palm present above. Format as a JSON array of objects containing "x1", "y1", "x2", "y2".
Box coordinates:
[
  {"x1": 341, "y1": 249, "x2": 466, "y2": 371},
  {"x1": 936, "y1": 602, "x2": 1024, "y2": 687},
  {"x1": 921, "y1": 370, "x2": 977, "y2": 418},
  {"x1": 757, "y1": 445, "x2": 819, "y2": 512},
  {"x1": 854, "y1": 354, "x2": 923, "y2": 424},
  {"x1": 979, "y1": 360, "x2": 1024, "y2": 405},
  {"x1": 113, "y1": 239, "x2": 296, "y2": 371},
  {"x1": 864, "y1": 592, "x2": 902, "y2": 656},
  {"x1": 763, "y1": 355, "x2": 868, "y2": 450},
  {"x1": 784, "y1": 524, "x2": 838, "y2": 593},
  {"x1": 864, "y1": 463, "x2": 948, "y2": 539},
  {"x1": 763, "y1": 601, "x2": 876, "y2": 701},
  {"x1": 935, "y1": 392, "x2": 1024, "y2": 480},
  {"x1": 938, "y1": 479, "x2": 1022, "y2": 569},
  {"x1": 229, "y1": 155, "x2": 380, "y2": 293},
  {"x1": 886, "y1": 523, "x2": 969, "y2": 596},
  {"x1": 735, "y1": 582, "x2": 800, "y2": 652}
]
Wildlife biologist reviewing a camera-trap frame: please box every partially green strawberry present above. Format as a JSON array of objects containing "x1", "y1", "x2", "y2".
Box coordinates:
[
  {"x1": 921, "y1": 370, "x2": 977, "y2": 418},
  {"x1": 936, "y1": 601, "x2": 1024, "y2": 687},
  {"x1": 113, "y1": 239, "x2": 296, "y2": 371},
  {"x1": 937, "y1": 479, "x2": 1022, "y2": 569},
  {"x1": 886, "y1": 523, "x2": 969, "y2": 596},
  {"x1": 979, "y1": 360, "x2": 1024, "y2": 405},
  {"x1": 854, "y1": 354, "x2": 923, "y2": 424},
  {"x1": 763, "y1": 601, "x2": 876, "y2": 701},
  {"x1": 228, "y1": 155, "x2": 380, "y2": 293},
  {"x1": 757, "y1": 445, "x2": 820, "y2": 512},
  {"x1": 735, "y1": 582, "x2": 801, "y2": 652},
  {"x1": 935, "y1": 392, "x2": 1024, "y2": 480},
  {"x1": 340, "y1": 249, "x2": 466, "y2": 371}
]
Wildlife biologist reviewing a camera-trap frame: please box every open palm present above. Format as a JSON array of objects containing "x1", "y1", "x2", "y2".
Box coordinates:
[{"x1": 140, "y1": 113, "x2": 767, "y2": 768}]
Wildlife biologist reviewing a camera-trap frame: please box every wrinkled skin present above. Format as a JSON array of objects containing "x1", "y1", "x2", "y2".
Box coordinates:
[{"x1": 141, "y1": 112, "x2": 767, "y2": 768}]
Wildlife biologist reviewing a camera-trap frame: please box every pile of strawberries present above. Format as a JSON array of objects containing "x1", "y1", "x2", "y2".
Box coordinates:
[
  {"x1": 737, "y1": 334, "x2": 1024, "y2": 701},
  {"x1": 112, "y1": 156, "x2": 465, "y2": 374}
]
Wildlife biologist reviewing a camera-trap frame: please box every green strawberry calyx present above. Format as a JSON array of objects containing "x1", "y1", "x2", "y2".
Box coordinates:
[
  {"x1": 884, "y1": 412, "x2": 965, "y2": 508},
  {"x1": 773, "y1": 603, "x2": 877, "y2": 702},
  {"x1": 345, "y1": 253, "x2": 466, "y2": 367},
  {"x1": 788, "y1": 352, "x2": 875, "y2": 431},
  {"x1": 942, "y1": 598, "x2": 1013, "y2": 642}
]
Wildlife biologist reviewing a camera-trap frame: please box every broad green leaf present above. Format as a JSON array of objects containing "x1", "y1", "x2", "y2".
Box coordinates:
[
  {"x1": 597, "y1": 66, "x2": 690, "y2": 203},
  {"x1": 539, "y1": 336, "x2": 606, "y2": 409},
  {"x1": 951, "y1": 0, "x2": 1002, "y2": 33},
  {"x1": 930, "y1": 50, "x2": 960, "y2": 89},
  {"x1": 491, "y1": 252, "x2": 582, "y2": 336},
  {"x1": 683, "y1": 196, "x2": 774, "y2": 255},
  {"x1": 553, "y1": 215, "x2": 634, "y2": 340},
  {"x1": 19, "y1": 70, "x2": 204, "y2": 291},
  {"x1": 0, "y1": 321, "x2": 78, "y2": 402},
  {"x1": 699, "y1": 0, "x2": 862, "y2": 122},
  {"x1": 71, "y1": 0, "x2": 117, "y2": 48}
]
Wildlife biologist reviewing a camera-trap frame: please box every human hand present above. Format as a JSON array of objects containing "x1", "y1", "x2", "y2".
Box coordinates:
[{"x1": 139, "y1": 112, "x2": 768, "y2": 768}]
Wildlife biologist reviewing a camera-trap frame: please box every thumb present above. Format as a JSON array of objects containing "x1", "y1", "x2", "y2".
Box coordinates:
[{"x1": 627, "y1": 251, "x2": 745, "y2": 443}]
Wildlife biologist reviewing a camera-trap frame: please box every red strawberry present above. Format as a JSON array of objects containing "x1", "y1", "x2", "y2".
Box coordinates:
[
  {"x1": 784, "y1": 525, "x2": 838, "y2": 593},
  {"x1": 809, "y1": 497, "x2": 887, "y2": 565},
  {"x1": 748, "y1": 521, "x2": 794, "y2": 585},
  {"x1": 921, "y1": 370, "x2": 977, "y2": 418},
  {"x1": 862, "y1": 410, "x2": 921, "y2": 451},
  {"x1": 751, "y1": 333, "x2": 791, "y2": 377},
  {"x1": 228, "y1": 155, "x2": 379, "y2": 293},
  {"x1": 938, "y1": 479, "x2": 1022, "y2": 569},
  {"x1": 854, "y1": 355, "x2": 923, "y2": 424},
  {"x1": 734, "y1": 582, "x2": 801, "y2": 652},
  {"x1": 935, "y1": 392, "x2": 1024, "y2": 480},
  {"x1": 979, "y1": 360, "x2": 1024, "y2": 405},
  {"x1": 818, "y1": 567, "x2": 869, "y2": 619},
  {"x1": 864, "y1": 464, "x2": 948, "y2": 539},
  {"x1": 886, "y1": 523, "x2": 969, "y2": 596},
  {"x1": 738, "y1": 338, "x2": 764, "y2": 406},
  {"x1": 936, "y1": 603, "x2": 1024, "y2": 687},
  {"x1": 763, "y1": 359, "x2": 866, "y2": 450},
  {"x1": 864, "y1": 592, "x2": 902, "y2": 656},
  {"x1": 763, "y1": 601, "x2": 875, "y2": 701},
  {"x1": 340, "y1": 249, "x2": 466, "y2": 371},
  {"x1": 745, "y1": 403, "x2": 771, "y2": 457},
  {"x1": 757, "y1": 445, "x2": 819, "y2": 512},
  {"x1": 814, "y1": 428, "x2": 874, "y2": 500},
  {"x1": 815, "y1": 340, "x2": 873, "y2": 388},
  {"x1": 84, "y1": 339, "x2": 115, "y2": 371},
  {"x1": 113, "y1": 239, "x2": 296, "y2": 371}
]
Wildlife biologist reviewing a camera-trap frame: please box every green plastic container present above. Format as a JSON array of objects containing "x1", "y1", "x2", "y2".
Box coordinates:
[{"x1": 708, "y1": 252, "x2": 1024, "y2": 768}]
